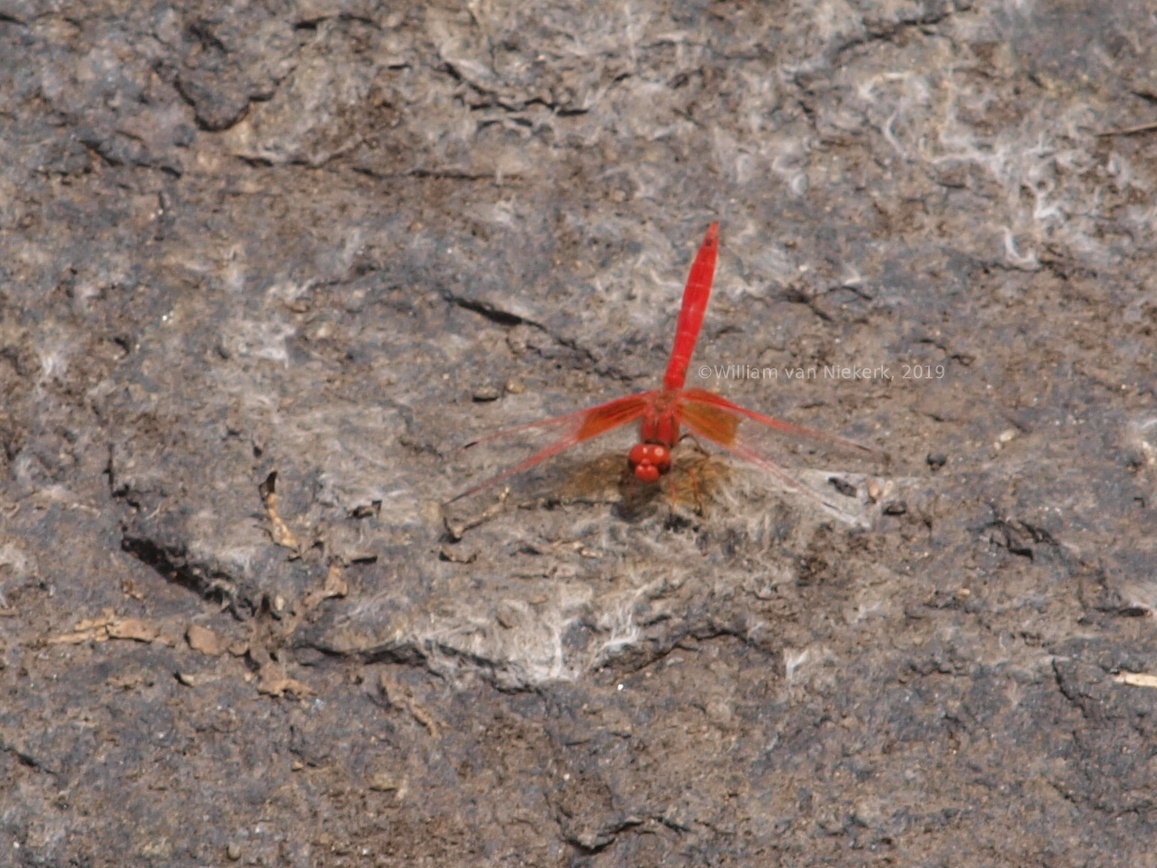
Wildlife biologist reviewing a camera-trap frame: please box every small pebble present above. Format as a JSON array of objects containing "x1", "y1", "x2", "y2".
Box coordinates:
[
  {"x1": 472, "y1": 385, "x2": 501, "y2": 402},
  {"x1": 927, "y1": 453, "x2": 947, "y2": 470}
]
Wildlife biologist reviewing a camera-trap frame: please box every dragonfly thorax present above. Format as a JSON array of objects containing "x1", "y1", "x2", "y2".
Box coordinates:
[{"x1": 638, "y1": 396, "x2": 681, "y2": 447}]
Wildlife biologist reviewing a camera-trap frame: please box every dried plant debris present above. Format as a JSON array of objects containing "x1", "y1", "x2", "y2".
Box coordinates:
[
  {"x1": 47, "y1": 610, "x2": 178, "y2": 646},
  {"x1": 259, "y1": 471, "x2": 301, "y2": 555}
]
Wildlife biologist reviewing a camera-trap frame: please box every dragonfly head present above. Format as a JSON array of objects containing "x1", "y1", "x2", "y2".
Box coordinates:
[{"x1": 628, "y1": 442, "x2": 672, "y2": 484}]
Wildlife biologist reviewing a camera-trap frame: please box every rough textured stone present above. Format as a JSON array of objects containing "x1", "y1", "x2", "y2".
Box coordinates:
[{"x1": 3, "y1": 0, "x2": 1157, "y2": 865}]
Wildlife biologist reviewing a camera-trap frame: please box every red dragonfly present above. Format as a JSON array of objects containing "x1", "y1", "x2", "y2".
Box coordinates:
[{"x1": 452, "y1": 223, "x2": 872, "y2": 504}]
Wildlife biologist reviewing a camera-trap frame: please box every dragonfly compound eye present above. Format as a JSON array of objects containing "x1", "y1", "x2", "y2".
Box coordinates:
[{"x1": 628, "y1": 443, "x2": 672, "y2": 483}]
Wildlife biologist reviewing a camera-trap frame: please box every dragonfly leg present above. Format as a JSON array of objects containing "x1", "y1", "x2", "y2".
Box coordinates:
[
  {"x1": 679, "y1": 431, "x2": 711, "y2": 458},
  {"x1": 659, "y1": 464, "x2": 706, "y2": 518},
  {"x1": 685, "y1": 463, "x2": 706, "y2": 516}
]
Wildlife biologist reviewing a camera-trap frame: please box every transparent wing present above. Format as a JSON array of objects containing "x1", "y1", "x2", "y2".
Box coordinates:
[
  {"x1": 450, "y1": 391, "x2": 656, "y2": 502},
  {"x1": 681, "y1": 389, "x2": 876, "y2": 455},
  {"x1": 678, "y1": 389, "x2": 878, "y2": 504}
]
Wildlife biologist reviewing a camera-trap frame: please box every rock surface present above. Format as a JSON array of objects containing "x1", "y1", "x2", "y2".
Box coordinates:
[{"x1": 2, "y1": 0, "x2": 1157, "y2": 865}]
